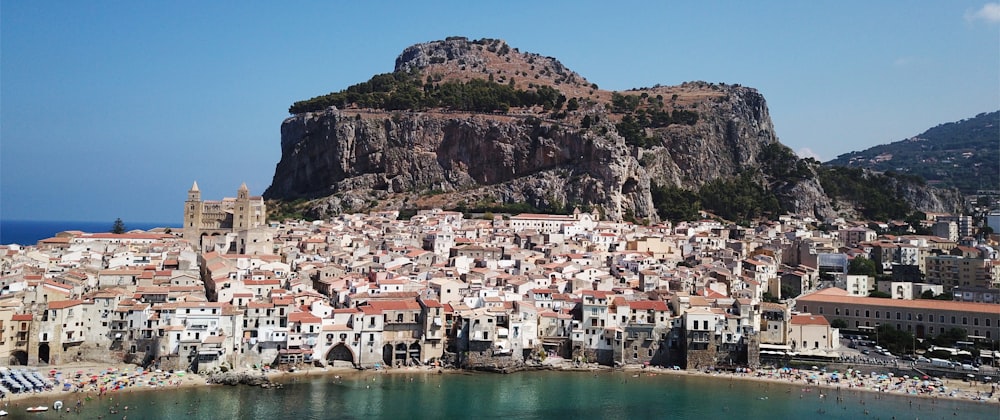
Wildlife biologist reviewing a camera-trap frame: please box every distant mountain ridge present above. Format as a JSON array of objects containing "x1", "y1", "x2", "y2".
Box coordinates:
[{"x1": 826, "y1": 111, "x2": 1000, "y2": 194}]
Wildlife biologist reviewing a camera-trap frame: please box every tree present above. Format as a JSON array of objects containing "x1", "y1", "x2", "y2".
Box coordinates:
[
  {"x1": 566, "y1": 97, "x2": 579, "y2": 111},
  {"x1": 848, "y1": 257, "x2": 877, "y2": 276},
  {"x1": 932, "y1": 328, "x2": 968, "y2": 347},
  {"x1": 830, "y1": 319, "x2": 848, "y2": 329},
  {"x1": 111, "y1": 218, "x2": 126, "y2": 234},
  {"x1": 868, "y1": 290, "x2": 891, "y2": 298},
  {"x1": 650, "y1": 184, "x2": 700, "y2": 222}
]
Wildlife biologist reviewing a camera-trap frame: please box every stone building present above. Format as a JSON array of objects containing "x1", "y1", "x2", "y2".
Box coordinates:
[{"x1": 182, "y1": 182, "x2": 272, "y2": 254}]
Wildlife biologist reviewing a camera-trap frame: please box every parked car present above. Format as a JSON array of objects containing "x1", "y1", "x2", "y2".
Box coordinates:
[{"x1": 961, "y1": 364, "x2": 980, "y2": 372}]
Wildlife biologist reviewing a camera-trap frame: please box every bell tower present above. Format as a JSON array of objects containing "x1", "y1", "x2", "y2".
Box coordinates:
[
  {"x1": 183, "y1": 181, "x2": 203, "y2": 244},
  {"x1": 234, "y1": 182, "x2": 251, "y2": 231}
]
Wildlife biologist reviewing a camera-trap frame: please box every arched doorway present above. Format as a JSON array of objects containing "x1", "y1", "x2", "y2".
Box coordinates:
[
  {"x1": 10, "y1": 350, "x2": 28, "y2": 366},
  {"x1": 326, "y1": 343, "x2": 355, "y2": 367},
  {"x1": 408, "y1": 342, "x2": 421, "y2": 364},
  {"x1": 394, "y1": 343, "x2": 407, "y2": 366},
  {"x1": 38, "y1": 343, "x2": 50, "y2": 364},
  {"x1": 915, "y1": 324, "x2": 925, "y2": 339},
  {"x1": 382, "y1": 344, "x2": 393, "y2": 366}
]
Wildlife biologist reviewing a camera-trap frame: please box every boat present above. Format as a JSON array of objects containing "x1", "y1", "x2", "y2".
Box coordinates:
[
  {"x1": 26, "y1": 406, "x2": 49, "y2": 412},
  {"x1": 53, "y1": 400, "x2": 63, "y2": 410}
]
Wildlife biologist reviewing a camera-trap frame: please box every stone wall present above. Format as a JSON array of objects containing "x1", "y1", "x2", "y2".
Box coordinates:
[{"x1": 463, "y1": 349, "x2": 525, "y2": 373}]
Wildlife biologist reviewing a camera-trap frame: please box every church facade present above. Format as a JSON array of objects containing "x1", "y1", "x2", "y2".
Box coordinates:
[{"x1": 182, "y1": 182, "x2": 272, "y2": 255}]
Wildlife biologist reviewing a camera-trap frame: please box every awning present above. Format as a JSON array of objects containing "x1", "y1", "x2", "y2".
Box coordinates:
[{"x1": 760, "y1": 344, "x2": 791, "y2": 350}]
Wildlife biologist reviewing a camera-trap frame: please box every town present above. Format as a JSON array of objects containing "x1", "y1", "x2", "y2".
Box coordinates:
[{"x1": 0, "y1": 183, "x2": 997, "y2": 383}]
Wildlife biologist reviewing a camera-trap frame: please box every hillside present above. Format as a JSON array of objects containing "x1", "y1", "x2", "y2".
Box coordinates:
[
  {"x1": 827, "y1": 111, "x2": 999, "y2": 194},
  {"x1": 265, "y1": 37, "x2": 962, "y2": 223}
]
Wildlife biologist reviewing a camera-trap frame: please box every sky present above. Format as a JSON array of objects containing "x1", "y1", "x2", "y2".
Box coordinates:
[{"x1": 2, "y1": 1, "x2": 998, "y2": 224}]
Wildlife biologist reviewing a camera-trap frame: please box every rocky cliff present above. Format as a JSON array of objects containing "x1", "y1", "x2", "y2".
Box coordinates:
[{"x1": 265, "y1": 37, "x2": 955, "y2": 222}]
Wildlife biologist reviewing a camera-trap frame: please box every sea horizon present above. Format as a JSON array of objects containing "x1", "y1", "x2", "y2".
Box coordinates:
[{"x1": 0, "y1": 219, "x2": 178, "y2": 246}]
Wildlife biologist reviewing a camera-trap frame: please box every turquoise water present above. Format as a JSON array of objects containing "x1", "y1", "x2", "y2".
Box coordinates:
[{"x1": 6, "y1": 371, "x2": 997, "y2": 419}]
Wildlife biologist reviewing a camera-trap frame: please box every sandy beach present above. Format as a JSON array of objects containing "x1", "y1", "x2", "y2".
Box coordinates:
[{"x1": 1, "y1": 361, "x2": 207, "y2": 411}]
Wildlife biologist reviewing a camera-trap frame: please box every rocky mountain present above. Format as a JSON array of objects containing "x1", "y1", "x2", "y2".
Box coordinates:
[
  {"x1": 265, "y1": 37, "x2": 959, "y2": 222},
  {"x1": 826, "y1": 111, "x2": 999, "y2": 195}
]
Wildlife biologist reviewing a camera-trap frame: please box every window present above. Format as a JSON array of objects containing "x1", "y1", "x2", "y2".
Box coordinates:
[
  {"x1": 819, "y1": 307, "x2": 824, "y2": 314},
  {"x1": 835, "y1": 308, "x2": 840, "y2": 315},
  {"x1": 962, "y1": 317, "x2": 967, "y2": 325},
  {"x1": 973, "y1": 318, "x2": 979, "y2": 326},
  {"x1": 906, "y1": 313, "x2": 912, "y2": 321},
  {"x1": 875, "y1": 311, "x2": 880, "y2": 318},
  {"x1": 896, "y1": 312, "x2": 901, "y2": 320},
  {"x1": 865, "y1": 310, "x2": 870, "y2": 318},
  {"x1": 917, "y1": 314, "x2": 923, "y2": 321}
]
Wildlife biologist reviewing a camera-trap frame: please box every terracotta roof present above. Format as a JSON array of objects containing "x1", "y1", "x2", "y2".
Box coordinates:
[
  {"x1": 627, "y1": 300, "x2": 669, "y2": 311},
  {"x1": 288, "y1": 311, "x2": 322, "y2": 324},
  {"x1": 790, "y1": 314, "x2": 830, "y2": 326},
  {"x1": 797, "y1": 288, "x2": 998, "y2": 314},
  {"x1": 47, "y1": 299, "x2": 84, "y2": 310},
  {"x1": 202, "y1": 335, "x2": 226, "y2": 344},
  {"x1": 368, "y1": 299, "x2": 422, "y2": 311},
  {"x1": 420, "y1": 299, "x2": 442, "y2": 308}
]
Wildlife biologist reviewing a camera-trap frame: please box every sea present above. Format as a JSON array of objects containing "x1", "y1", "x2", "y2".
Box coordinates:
[
  {"x1": 5, "y1": 370, "x2": 997, "y2": 420},
  {"x1": 0, "y1": 220, "x2": 177, "y2": 246}
]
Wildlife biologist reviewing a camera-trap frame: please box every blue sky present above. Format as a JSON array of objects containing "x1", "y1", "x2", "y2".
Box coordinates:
[{"x1": 2, "y1": 1, "x2": 998, "y2": 224}]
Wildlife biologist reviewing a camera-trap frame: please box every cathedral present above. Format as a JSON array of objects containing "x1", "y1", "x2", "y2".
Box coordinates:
[{"x1": 182, "y1": 182, "x2": 272, "y2": 255}]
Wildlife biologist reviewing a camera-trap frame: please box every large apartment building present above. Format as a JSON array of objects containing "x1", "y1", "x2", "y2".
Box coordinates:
[{"x1": 796, "y1": 288, "x2": 1000, "y2": 341}]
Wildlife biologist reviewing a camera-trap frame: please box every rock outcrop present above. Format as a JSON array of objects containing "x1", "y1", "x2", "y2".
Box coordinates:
[
  {"x1": 265, "y1": 37, "x2": 958, "y2": 222},
  {"x1": 266, "y1": 86, "x2": 779, "y2": 222},
  {"x1": 206, "y1": 370, "x2": 271, "y2": 386}
]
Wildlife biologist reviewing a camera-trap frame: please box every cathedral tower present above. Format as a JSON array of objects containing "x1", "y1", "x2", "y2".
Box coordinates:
[{"x1": 183, "y1": 181, "x2": 203, "y2": 242}]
